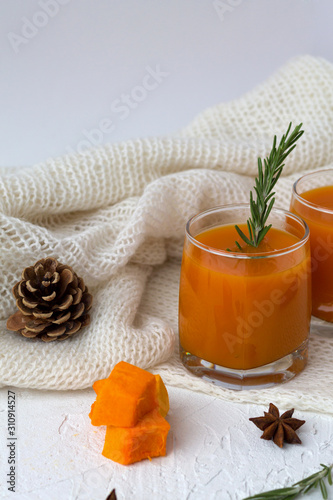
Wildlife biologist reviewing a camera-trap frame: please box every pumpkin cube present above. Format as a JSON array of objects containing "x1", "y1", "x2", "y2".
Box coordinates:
[
  {"x1": 91, "y1": 371, "x2": 169, "y2": 419},
  {"x1": 92, "y1": 378, "x2": 107, "y2": 394},
  {"x1": 154, "y1": 375, "x2": 169, "y2": 417},
  {"x1": 89, "y1": 361, "x2": 157, "y2": 427},
  {"x1": 102, "y1": 409, "x2": 170, "y2": 465}
]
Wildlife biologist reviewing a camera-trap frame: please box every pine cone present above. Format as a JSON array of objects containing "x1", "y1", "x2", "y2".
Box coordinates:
[{"x1": 7, "y1": 257, "x2": 92, "y2": 342}]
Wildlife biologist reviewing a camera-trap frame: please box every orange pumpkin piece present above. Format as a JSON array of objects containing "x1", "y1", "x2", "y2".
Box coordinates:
[
  {"x1": 92, "y1": 378, "x2": 107, "y2": 394},
  {"x1": 92, "y1": 373, "x2": 170, "y2": 418},
  {"x1": 102, "y1": 409, "x2": 170, "y2": 465},
  {"x1": 89, "y1": 361, "x2": 158, "y2": 427},
  {"x1": 154, "y1": 375, "x2": 169, "y2": 417}
]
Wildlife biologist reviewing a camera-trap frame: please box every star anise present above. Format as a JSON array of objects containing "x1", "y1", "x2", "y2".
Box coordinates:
[
  {"x1": 249, "y1": 403, "x2": 305, "y2": 448},
  {"x1": 105, "y1": 489, "x2": 117, "y2": 500}
]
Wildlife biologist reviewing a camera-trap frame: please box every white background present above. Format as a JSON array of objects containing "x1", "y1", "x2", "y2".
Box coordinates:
[
  {"x1": 0, "y1": 0, "x2": 332, "y2": 167},
  {"x1": 0, "y1": 1, "x2": 333, "y2": 499}
]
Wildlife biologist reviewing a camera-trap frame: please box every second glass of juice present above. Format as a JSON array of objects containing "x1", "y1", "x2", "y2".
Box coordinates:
[
  {"x1": 290, "y1": 168, "x2": 333, "y2": 324},
  {"x1": 179, "y1": 204, "x2": 311, "y2": 389}
]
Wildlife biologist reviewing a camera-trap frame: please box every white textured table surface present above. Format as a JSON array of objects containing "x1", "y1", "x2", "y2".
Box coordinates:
[
  {"x1": 1, "y1": 2, "x2": 333, "y2": 499},
  {"x1": 0, "y1": 386, "x2": 332, "y2": 500}
]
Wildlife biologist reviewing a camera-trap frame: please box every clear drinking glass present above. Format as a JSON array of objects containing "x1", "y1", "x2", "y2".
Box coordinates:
[
  {"x1": 290, "y1": 168, "x2": 333, "y2": 333},
  {"x1": 179, "y1": 204, "x2": 311, "y2": 390}
]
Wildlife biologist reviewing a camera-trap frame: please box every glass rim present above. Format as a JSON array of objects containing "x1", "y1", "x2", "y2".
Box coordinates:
[
  {"x1": 292, "y1": 167, "x2": 333, "y2": 215},
  {"x1": 185, "y1": 204, "x2": 310, "y2": 260}
]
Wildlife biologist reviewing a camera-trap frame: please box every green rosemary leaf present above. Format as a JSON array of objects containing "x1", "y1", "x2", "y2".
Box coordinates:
[
  {"x1": 265, "y1": 191, "x2": 275, "y2": 203},
  {"x1": 258, "y1": 158, "x2": 263, "y2": 184},
  {"x1": 247, "y1": 220, "x2": 253, "y2": 240},
  {"x1": 284, "y1": 121, "x2": 292, "y2": 136},
  {"x1": 319, "y1": 479, "x2": 328, "y2": 499},
  {"x1": 254, "y1": 185, "x2": 265, "y2": 208},
  {"x1": 302, "y1": 482, "x2": 315, "y2": 494},
  {"x1": 250, "y1": 193, "x2": 260, "y2": 223},
  {"x1": 270, "y1": 167, "x2": 283, "y2": 189},
  {"x1": 235, "y1": 225, "x2": 253, "y2": 247},
  {"x1": 248, "y1": 218, "x2": 255, "y2": 238},
  {"x1": 256, "y1": 224, "x2": 272, "y2": 246},
  {"x1": 243, "y1": 486, "x2": 298, "y2": 499},
  {"x1": 236, "y1": 241, "x2": 243, "y2": 251},
  {"x1": 263, "y1": 198, "x2": 275, "y2": 225},
  {"x1": 264, "y1": 158, "x2": 269, "y2": 181},
  {"x1": 294, "y1": 472, "x2": 321, "y2": 486},
  {"x1": 244, "y1": 464, "x2": 333, "y2": 500},
  {"x1": 234, "y1": 122, "x2": 304, "y2": 249}
]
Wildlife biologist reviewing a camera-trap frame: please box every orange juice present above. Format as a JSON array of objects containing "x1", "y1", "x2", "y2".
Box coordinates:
[
  {"x1": 290, "y1": 184, "x2": 333, "y2": 322},
  {"x1": 179, "y1": 220, "x2": 311, "y2": 372}
]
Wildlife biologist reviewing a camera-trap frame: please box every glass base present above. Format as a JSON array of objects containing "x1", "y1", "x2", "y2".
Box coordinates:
[
  {"x1": 310, "y1": 315, "x2": 333, "y2": 337},
  {"x1": 180, "y1": 340, "x2": 308, "y2": 390}
]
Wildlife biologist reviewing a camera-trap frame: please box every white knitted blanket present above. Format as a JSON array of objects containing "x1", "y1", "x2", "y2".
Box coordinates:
[{"x1": 1, "y1": 55, "x2": 333, "y2": 414}]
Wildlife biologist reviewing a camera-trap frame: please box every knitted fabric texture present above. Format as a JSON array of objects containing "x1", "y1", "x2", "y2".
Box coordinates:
[{"x1": 1, "y1": 55, "x2": 333, "y2": 414}]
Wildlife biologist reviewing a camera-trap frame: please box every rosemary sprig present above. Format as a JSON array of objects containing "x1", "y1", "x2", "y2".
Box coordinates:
[
  {"x1": 234, "y1": 122, "x2": 304, "y2": 250},
  {"x1": 243, "y1": 464, "x2": 333, "y2": 500}
]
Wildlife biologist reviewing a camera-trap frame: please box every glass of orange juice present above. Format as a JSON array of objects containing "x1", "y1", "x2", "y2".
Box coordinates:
[
  {"x1": 290, "y1": 168, "x2": 333, "y2": 329},
  {"x1": 179, "y1": 204, "x2": 311, "y2": 389}
]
